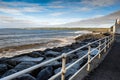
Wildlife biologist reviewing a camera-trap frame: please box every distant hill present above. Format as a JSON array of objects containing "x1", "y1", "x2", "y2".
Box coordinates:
[{"x1": 58, "y1": 10, "x2": 120, "y2": 28}]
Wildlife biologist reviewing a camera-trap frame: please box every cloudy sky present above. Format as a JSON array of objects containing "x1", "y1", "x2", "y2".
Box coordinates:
[{"x1": 0, "y1": 0, "x2": 120, "y2": 28}]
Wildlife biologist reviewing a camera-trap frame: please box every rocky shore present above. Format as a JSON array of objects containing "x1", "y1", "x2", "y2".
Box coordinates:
[{"x1": 0, "y1": 33, "x2": 110, "y2": 80}]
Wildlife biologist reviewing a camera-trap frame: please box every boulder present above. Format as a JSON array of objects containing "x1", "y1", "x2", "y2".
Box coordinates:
[
  {"x1": 2, "y1": 69, "x2": 17, "y2": 78},
  {"x1": 45, "y1": 50, "x2": 61, "y2": 57},
  {"x1": 16, "y1": 74, "x2": 36, "y2": 80},
  {"x1": 45, "y1": 61, "x2": 62, "y2": 69},
  {"x1": 14, "y1": 62, "x2": 37, "y2": 71},
  {"x1": 37, "y1": 66, "x2": 53, "y2": 80},
  {"x1": 0, "y1": 57, "x2": 8, "y2": 63},
  {"x1": 52, "y1": 47, "x2": 64, "y2": 52},
  {"x1": 12, "y1": 56, "x2": 44, "y2": 62},
  {"x1": 91, "y1": 42, "x2": 99, "y2": 48},
  {"x1": 0, "y1": 64, "x2": 8, "y2": 75},
  {"x1": 6, "y1": 60, "x2": 19, "y2": 67},
  {"x1": 70, "y1": 43, "x2": 80, "y2": 49},
  {"x1": 76, "y1": 50, "x2": 87, "y2": 58},
  {"x1": 61, "y1": 47, "x2": 72, "y2": 53},
  {"x1": 80, "y1": 58, "x2": 88, "y2": 67},
  {"x1": 28, "y1": 51, "x2": 44, "y2": 58},
  {"x1": 54, "y1": 67, "x2": 77, "y2": 80},
  {"x1": 90, "y1": 48, "x2": 99, "y2": 56},
  {"x1": 54, "y1": 62, "x2": 80, "y2": 80},
  {"x1": 68, "y1": 53, "x2": 78, "y2": 60}
]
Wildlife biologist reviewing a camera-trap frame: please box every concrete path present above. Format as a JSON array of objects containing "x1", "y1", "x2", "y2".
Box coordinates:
[{"x1": 83, "y1": 40, "x2": 120, "y2": 80}]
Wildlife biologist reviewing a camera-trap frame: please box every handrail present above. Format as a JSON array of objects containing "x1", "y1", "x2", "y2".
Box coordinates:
[
  {"x1": 0, "y1": 35, "x2": 114, "y2": 80},
  {"x1": 0, "y1": 55, "x2": 62, "y2": 80},
  {"x1": 69, "y1": 35, "x2": 114, "y2": 80}
]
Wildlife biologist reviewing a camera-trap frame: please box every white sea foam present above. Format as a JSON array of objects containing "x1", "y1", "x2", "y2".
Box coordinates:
[
  {"x1": 74, "y1": 30, "x2": 92, "y2": 34},
  {"x1": 0, "y1": 29, "x2": 92, "y2": 57},
  {"x1": 0, "y1": 37, "x2": 75, "y2": 58}
]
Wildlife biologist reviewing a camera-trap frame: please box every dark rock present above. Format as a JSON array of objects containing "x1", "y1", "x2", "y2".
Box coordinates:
[
  {"x1": 80, "y1": 42, "x2": 87, "y2": 46},
  {"x1": 83, "y1": 38, "x2": 93, "y2": 42},
  {"x1": 44, "y1": 57, "x2": 54, "y2": 61},
  {"x1": 103, "y1": 32, "x2": 111, "y2": 36},
  {"x1": 90, "y1": 48, "x2": 99, "y2": 56},
  {"x1": 57, "y1": 55, "x2": 71, "y2": 63},
  {"x1": 6, "y1": 60, "x2": 19, "y2": 67},
  {"x1": 7, "y1": 64, "x2": 14, "y2": 69},
  {"x1": 70, "y1": 43, "x2": 80, "y2": 49},
  {"x1": 68, "y1": 53, "x2": 78, "y2": 60},
  {"x1": 81, "y1": 47, "x2": 88, "y2": 51},
  {"x1": 80, "y1": 58, "x2": 87, "y2": 67},
  {"x1": 54, "y1": 62, "x2": 80, "y2": 80},
  {"x1": 44, "y1": 48, "x2": 52, "y2": 52},
  {"x1": 14, "y1": 62, "x2": 37, "y2": 71},
  {"x1": 76, "y1": 50, "x2": 87, "y2": 58},
  {"x1": 0, "y1": 57, "x2": 8, "y2": 63},
  {"x1": 61, "y1": 47, "x2": 72, "y2": 53},
  {"x1": 16, "y1": 74, "x2": 36, "y2": 80},
  {"x1": 12, "y1": 56, "x2": 44, "y2": 62},
  {"x1": 2, "y1": 69, "x2": 17, "y2": 78},
  {"x1": 45, "y1": 50, "x2": 61, "y2": 57},
  {"x1": 37, "y1": 66, "x2": 53, "y2": 80},
  {"x1": 52, "y1": 47, "x2": 64, "y2": 52},
  {"x1": 28, "y1": 51, "x2": 44, "y2": 58},
  {"x1": 91, "y1": 41, "x2": 99, "y2": 47},
  {"x1": 46, "y1": 61, "x2": 62, "y2": 69},
  {"x1": 0, "y1": 64, "x2": 8, "y2": 75}
]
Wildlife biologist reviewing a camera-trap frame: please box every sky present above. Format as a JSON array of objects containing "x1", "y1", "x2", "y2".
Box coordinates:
[{"x1": 0, "y1": 0, "x2": 120, "y2": 28}]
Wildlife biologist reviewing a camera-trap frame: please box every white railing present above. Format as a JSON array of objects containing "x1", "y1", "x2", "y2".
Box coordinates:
[{"x1": 0, "y1": 35, "x2": 114, "y2": 80}]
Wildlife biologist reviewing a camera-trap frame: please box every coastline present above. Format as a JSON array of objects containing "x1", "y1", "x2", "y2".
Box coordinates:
[
  {"x1": 0, "y1": 33, "x2": 110, "y2": 79},
  {"x1": 0, "y1": 37, "x2": 75, "y2": 58}
]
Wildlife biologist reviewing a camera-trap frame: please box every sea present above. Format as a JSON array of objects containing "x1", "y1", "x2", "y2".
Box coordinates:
[
  {"x1": 0, "y1": 28, "x2": 91, "y2": 57},
  {"x1": 0, "y1": 28, "x2": 92, "y2": 48}
]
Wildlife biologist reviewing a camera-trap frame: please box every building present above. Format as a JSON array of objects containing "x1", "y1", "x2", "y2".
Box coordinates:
[{"x1": 110, "y1": 19, "x2": 120, "y2": 34}]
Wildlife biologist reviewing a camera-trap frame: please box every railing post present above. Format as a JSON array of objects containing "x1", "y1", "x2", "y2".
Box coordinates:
[
  {"x1": 98, "y1": 41, "x2": 101, "y2": 59},
  {"x1": 61, "y1": 53, "x2": 66, "y2": 80},
  {"x1": 104, "y1": 38, "x2": 107, "y2": 53},
  {"x1": 87, "y1": 43, "x2": 91, "y2": 71},
  {"x1": 110, "y1": 35, "x2": 113, "y2": 45},
  {"x1": 107, "y1": 37, "x2": 110, "y2": 48}
]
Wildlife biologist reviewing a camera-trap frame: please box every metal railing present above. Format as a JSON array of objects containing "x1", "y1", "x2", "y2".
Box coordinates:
[{"x1": 0, "y1": 35, "x2": 114, "y2": 80}]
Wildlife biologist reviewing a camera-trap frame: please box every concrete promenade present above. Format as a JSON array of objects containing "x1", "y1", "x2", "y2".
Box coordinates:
[{"x1": 83, "y1": 35, "x2": 120, "y2": 80}]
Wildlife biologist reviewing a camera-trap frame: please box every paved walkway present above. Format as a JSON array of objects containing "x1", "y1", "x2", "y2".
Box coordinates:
[{"x1": 83, "y1": 40, "x2": 120, "y2": 80}]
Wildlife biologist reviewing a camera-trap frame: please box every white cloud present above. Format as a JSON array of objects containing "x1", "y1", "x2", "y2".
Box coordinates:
[
  {"x1": 74, "y1": 0, "x2": 117, "y2": 12},
  {"x1": 50, "y1": 12, "x2": 65, "y2": 16},
  {"x1": 0, "y1": 7, "x2": 23, "y2": 15},
  {"x1": 75, "y1": 7, "x2": 92, "y2": 12},
  {"x1": 22, "y1": 6, "x2": 44, "y2": 12},
  {"x1": 0, "y1": 1, "x2": 45, "y2": 15},
  {"x1": 81, "y1": 0, "x2": 116, "y2": 7},
  {"x1": 0, "y1": 15, "x2": 48, "y2": 28},
  {"x1": 93, "y1": 15, "x2": 104, "y2": 18},
  {"x1": 48, "y1": 1, "x2": 65, "y2": 9},
  {"x1": 49, "y1": 5, "x2": 64, "y2": 8}
]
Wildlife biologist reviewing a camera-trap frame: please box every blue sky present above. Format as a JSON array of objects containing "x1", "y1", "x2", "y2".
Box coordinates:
[{"x1": 0, "y1": 0, "x2": 120, "y2": 28}]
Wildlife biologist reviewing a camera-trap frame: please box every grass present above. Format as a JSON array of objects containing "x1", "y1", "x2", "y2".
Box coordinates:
[{"x1": 26, "y1": 27, "x2": 110, "y2": 32}]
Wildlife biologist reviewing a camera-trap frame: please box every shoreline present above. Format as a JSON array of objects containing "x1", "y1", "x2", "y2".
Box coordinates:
[
  {"x1": 0, "y1": 37, "x2": 75, "y2": 58},
  {"x1": 0, "y1": 33, "x2": 110, "y2": 80}
]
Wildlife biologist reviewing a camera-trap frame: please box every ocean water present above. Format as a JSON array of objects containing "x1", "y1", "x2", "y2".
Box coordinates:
[{"x1": 0, "y1": 28, "x2": 91, "y2": 48}]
